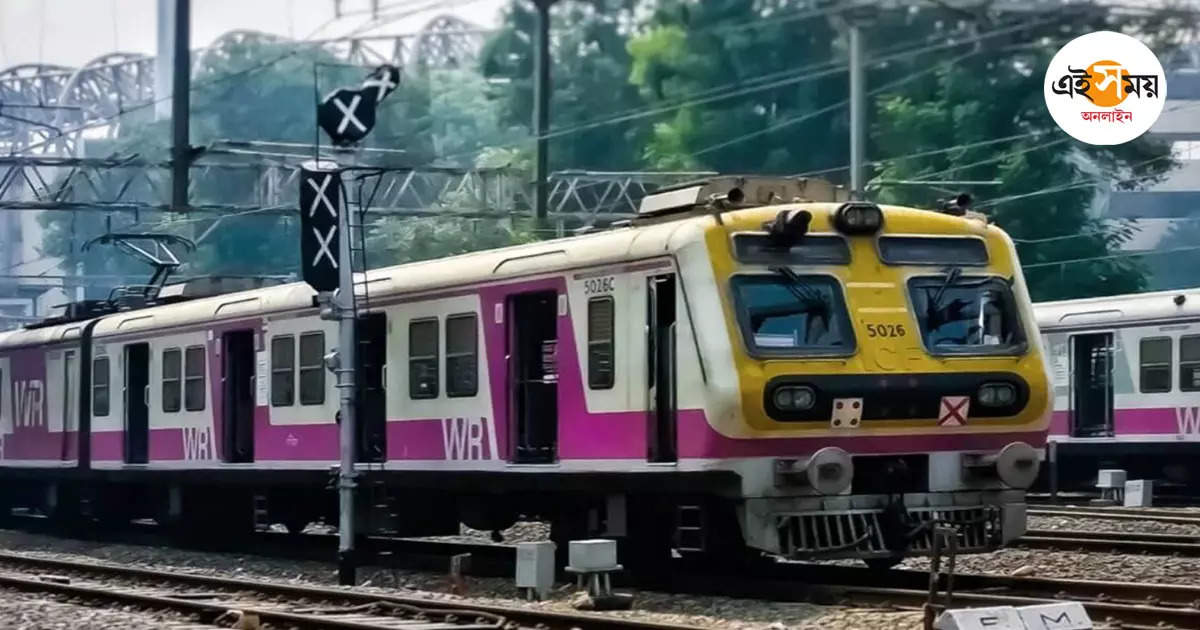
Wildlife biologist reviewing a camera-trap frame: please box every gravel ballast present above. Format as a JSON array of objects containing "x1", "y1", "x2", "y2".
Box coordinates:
[
  {"x1": 0, "y1": 529, "x2": 922, "y2": 630},
  {"x1": 0, "y1": 588, "x2": 200, "y2": 630},
  {"x1": 3, "y1": 511, "x2": 1185, "y2": 629}
]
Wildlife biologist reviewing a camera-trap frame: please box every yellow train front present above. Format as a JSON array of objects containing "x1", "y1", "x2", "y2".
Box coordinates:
[{"x1": 666, "y1": 178, "x2": 1050, "y2": 567}]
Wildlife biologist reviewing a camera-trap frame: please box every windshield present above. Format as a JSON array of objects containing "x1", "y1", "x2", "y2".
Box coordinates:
[
  {"x1": 908, "y1": 275, "x2": 1026, "y2": 354},
  {"x1": 731, "y1": 274, "x2": 854, "y2": 355}
]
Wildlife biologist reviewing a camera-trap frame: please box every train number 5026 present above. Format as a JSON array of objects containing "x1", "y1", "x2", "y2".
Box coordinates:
[
  {"x1": 865, "y1": 323, "x2": 906, "y2": 338},
  {"x1": 584, "y1": 277, "x2": 614, "y2": 295}
]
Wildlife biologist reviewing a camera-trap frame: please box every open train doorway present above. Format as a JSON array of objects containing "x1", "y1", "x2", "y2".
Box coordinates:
[
  {"x1": 511, "y1": 291, "x2": 558, "y2": 464},
  {"x1": 356, "y1": 313, "x2": 387, "y2": 462},
  {"x1": 647, "y1": 274, "x2": 678, "y2": 463},
  {"x1": 123, "y1": 343, "x2": 150, "y2": 464},
  {"x1": 222, "y1": 330, "x2": 255, "y2": 463},
  {"x1": 1071, "y1": 332, "x2": 1114, "y2": 438}
]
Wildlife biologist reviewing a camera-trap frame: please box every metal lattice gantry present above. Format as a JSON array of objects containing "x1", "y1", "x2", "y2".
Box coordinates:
[
  {"x1": 0, "y1": 155, "x2": 524, "y2": 218},
  {"x1": 0, "y1": 156, "x2": 708, "y2": 221},
  {"x1": 0, "y1": 14, "x2": 491, "y2": 154},
  {"x1": 546, "y1": 170, "x2": 717, "y2": 218}
]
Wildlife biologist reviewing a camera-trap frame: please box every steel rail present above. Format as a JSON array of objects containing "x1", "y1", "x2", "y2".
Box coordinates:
[
  {"x1": 671, "y1": 564, "x2": 1200, "y2": 629},
  {"x1": 1018, "y1": 529, "x2": 1200, "y2": 556},
  {"x1": 0, "y1": 552, "x2": 701, "y2": 630},
  {"x1": 1030, "y1": 508, "x2": 1200, "y2": 525},
  {"x1": 0, "y1": 570, "x2": 503, "y2": 630}
]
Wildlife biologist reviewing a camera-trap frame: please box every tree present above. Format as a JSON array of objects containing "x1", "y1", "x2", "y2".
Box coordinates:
[
  {"x1": 871, "y1": 4, "x2": 1186, "y2": 300},
  {"x1": 481, "y1": 0, "x2": 650, "y2": 172},
  {"x1": 626, "y1": 1, "x2": 1186, "y2": 301}
]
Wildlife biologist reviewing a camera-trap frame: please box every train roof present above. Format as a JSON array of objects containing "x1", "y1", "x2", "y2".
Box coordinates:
[
  {"x1": 0, "y1": 199, "x2": 1003, "y2": 349},
  {"x1": 1035, "y1": 287, "x2": 1200, "y2": 330}
]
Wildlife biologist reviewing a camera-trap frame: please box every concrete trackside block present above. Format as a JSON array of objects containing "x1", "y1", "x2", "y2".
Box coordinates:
[
  {"x1": 935, "y1": 603, "x2": 1092, "y2": 630},
  {"x1": 935, "y1": 606, "x2": 1023, "y2": 630},
  {"x1": 1124, "y1": 479, "x2": 1153, "y2": 507},
  {"x1": 567, "y1": 539, "x2": 618, "y2": 571},
  {"x1": 515, "y1": 541, "x2": 555, "y2": 599},
  {"x1": 1097, "y1": 469, "x2": 1126, "y2": 488},
  {"x1": 1016, "y1": 602, "x2": 1091, "y2": 630}
]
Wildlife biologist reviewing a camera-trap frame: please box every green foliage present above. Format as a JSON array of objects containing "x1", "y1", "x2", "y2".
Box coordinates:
[
  {"x1": 626, "y1": 0, "x2": 850, "y2": 174},
  {"x1": 869, "y1": 6, "x2": 1180, "y2": 300},
  {"x1": 482, "y1": 0, "x2": 649, "y2": 171},
  {"x1": 625, "y1": 0, "x2": 1184, "y2": 299},
  {"x1": 366, "y1": 217, "x2": 539, "y2": 265}
]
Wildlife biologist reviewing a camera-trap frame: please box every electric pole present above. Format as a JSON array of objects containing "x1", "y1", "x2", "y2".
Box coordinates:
[
  {"x1": 532, "y1": 0, "x2": 555, "y2": 223},
  {"x1": 848, "y1": 20, "x2": 865, "y2": 198},
  {"x1": 170, "y1": 0, "x2": 191, "y2": 211}
]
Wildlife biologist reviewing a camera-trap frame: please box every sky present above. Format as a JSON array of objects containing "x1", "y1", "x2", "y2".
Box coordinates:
[{"x1": 0, "y1": 0, "x2": 508, "y2": 69}]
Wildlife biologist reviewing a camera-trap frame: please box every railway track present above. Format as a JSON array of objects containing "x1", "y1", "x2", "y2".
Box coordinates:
[
  {"x1": 8, "y1": 521, "x2": 1200, "y2": 628},
  {"x1": 695, "y1": 563, "x2": 1200, "y2": 630},
  {"x1": 1018, "y1": 528, "x2": 1200, "y2": 556},
  {"x1": 1029, "y1": 506, "x2": 1200, "y2": 525},
  {"x1": 0, "y1": 551, "x2": 692, "y2": 630}
]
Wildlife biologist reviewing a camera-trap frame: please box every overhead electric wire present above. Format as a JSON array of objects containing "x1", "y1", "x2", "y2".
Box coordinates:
[
  {"x1": 687, "y1": 48, "x2": 984, "y2": 158},
  {"x1": 1022, "y1": 244, "x2": 1200, "y2": 269},
  {"x1": 438, "y1": 10, "x2": 1066, "y2": 166}
]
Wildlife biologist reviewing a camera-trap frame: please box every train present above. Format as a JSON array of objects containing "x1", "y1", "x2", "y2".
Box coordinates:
[
  {"x1": 0, "y1": 176, "x2": 1050, "y2": 569},
  {"x1": 1036, "y1": 287, "x2": 1200, "y2": 490}
]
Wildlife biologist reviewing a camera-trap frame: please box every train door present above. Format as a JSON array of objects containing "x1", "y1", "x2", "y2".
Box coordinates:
[
  {"x1": 222, "y1": 330, "x2": 255, "y2": 463},
  {"x1": 61, "y1": 350, "x2": 77, "y2": 461},
  {"x1": 356, "y1": 313, "x2": 387, "y2": 462},
  {"x1": 123, "y1": 343, "x2": 150, "y2": 464},
  {"x1": 511, "y1": 291, "x2": 558, "y2": 464},
  {"x1": 647, "y1": 274, "x2": 678, "y2": 463},
  {"x1": 1070, "y1": 332, "x2": 1114, "y2": 437}
]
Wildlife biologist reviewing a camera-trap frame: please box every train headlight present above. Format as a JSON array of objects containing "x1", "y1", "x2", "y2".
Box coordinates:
[
  {"x1": 834, "y1": 202, "x2": 883, "y2": 235},
  {"x1": 978, "y1": 382, "x2": 1016, "y2": 407},
  {"x1": 773, "y1": 385, "x2": 815, "y2": 411},
  {"x1": 995, "y1": 441, "x2": 1040, "y2": 489}
]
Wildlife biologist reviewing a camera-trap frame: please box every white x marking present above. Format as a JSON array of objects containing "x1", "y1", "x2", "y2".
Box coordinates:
[
  {"x1": 312, "y1": 225, "x2": 338, "y2": 269},
  {"x1": 334, "y1": 94, "x2": 366, "y2": 134},
  {"x1": 363, "y1": 75, "x2": 398, "y2": 100},
  {"x1": 306, "y1": 174, "x2": 337, "y2": 218}
]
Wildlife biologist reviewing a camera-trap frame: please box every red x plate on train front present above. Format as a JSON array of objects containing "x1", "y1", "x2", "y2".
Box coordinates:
[{"x1": 938, "y1": 396, "x2": 970, "y2": 426}]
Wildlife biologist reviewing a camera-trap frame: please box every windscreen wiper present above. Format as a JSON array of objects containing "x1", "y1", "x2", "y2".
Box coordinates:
[
  {"x1": 770, "y1": 265, "x2": 827, "y2": 312},
  {"x1": 932, "y1": 266, "x2": 963, "y2": 307}
]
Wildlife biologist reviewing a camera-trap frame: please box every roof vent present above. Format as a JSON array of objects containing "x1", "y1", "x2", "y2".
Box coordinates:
[
  {"x1": 158, "y1": 276, "x2": 287, "y2": 302},
  {"x1": 637, "y1": 176, "x2": 848, "y2": 217}
]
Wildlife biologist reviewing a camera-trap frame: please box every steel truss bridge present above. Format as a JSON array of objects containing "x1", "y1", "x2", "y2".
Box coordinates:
[{"x1": 0, "y1": 15, "x2": 491, "y2": 154}]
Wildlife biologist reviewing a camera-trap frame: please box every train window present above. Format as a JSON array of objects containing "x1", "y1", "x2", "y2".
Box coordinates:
[
  {"x1": 93, "y1": 356, "x2": 110, "y2": 417},
  {"x1": 184, "y1": 346, "x2": 206, "y2": 411},
  {"x1": 446, "y1": 313, "x2": 478, "y2": 397},
  {"x1": 879, "y1": 236, "x2": 989, "y2": 266},
  {"x1": 271, "y1": 335, "x2": 295, "y2": 406},
  {"x1": 162, "y1": 348, "x2": 182, "y2": 413},
  {"x1": 907, "y1": 275, "x2": 1025, "y2": 355},
  {"x1": 731, "y1": 274, "x2": 855, "y2": 355},
  {"x1": 299, "y1": 332, "x2": 325, "y2": 405},
  {"x1": 1181, "y1": 335, "x2": 1200, "y2": 392},
  {"x1": 409, "y1": 318, "x2": 439, "y2": 399},
  {"x1": 733, "y1": 234, "x2": 850, "y2": 265},
  {"x1": 1139, "y1": 337, "x2": 1172, "y2": 393},
  {"x1": 588, "y1": 297, "x2": 615, "y2": 389}
]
